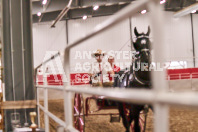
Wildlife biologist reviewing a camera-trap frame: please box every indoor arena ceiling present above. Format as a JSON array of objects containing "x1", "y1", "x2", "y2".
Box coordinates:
[{"x1": 32, "y1": 0, "x2": 198, "y2": 23}]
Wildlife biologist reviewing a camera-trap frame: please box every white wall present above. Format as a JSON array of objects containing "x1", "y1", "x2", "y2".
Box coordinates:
[
  {"x1": 192, "y1": 14, "x2": 198, "y2": 67},
  {"x1": 33, "y1": 21, "x2": 67, "y2": 68},
  {"x1": 164, "y1": 12, "x2": 193, "y2": 67},
  {"x1": 68, "y1": 16, "x2": 131, "y2": 73},
  {"x1": 131, "y1": 12, "x2": 193, "y2": 67},
  {"x1": 32, "y1": 11, "x2": 195, "y2": 72}
]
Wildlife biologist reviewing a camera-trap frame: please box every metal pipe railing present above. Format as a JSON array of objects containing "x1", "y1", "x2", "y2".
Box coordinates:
[
  {"x1": 35, "y1": 52, "x2": 60, "y2": 71},
  {"x1": 66, "y1": 87, "x2": 198, "y2": 108},
  {"x1": 38, "y1": 104, "x2": 66, "y2": 127},
  {"x1": 37, "y1": 85, "x2": 64, "y2": 91},
  {"x1": 37, "y1": 84, "x2": 198, "y2": 108}
]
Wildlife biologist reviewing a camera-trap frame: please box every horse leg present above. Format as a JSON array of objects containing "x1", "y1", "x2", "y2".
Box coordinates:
[
  {"x1": 118, "y1": 103, "x2": 130, "y2": 132},
  {"x1": 130, "y1": 105, "x2": 143, "y2": 132},
  {"x1": 134, "y1": 109, "x2": 141, "y2": 132},
  {"x1": 129, "y1": 107, "x2": 134, "y2": 125}
]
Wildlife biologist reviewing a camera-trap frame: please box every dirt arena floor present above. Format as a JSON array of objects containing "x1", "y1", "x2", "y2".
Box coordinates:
[{"x1": 39, "y1": 98, "x2": 198, "y2": 132}]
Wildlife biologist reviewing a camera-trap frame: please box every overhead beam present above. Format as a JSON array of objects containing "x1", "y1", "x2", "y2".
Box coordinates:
[
  {"x1": 32, "y1": 0, "x2": 76, "y2": 14},
  {"x1": 174, "y1": 2, "x2": 198, "y2": 17},
  {"x1": 32, "y1": 4, "x2": 129, "y2": 23},
  {"x1": 43, "y1": 0, "x2": 51, "y2": 11},
  {"x1": 38, "y1": 0, "x2": 51, "y2": 22},
  {"x1": 51, "y1": 0, "x2": 72, "y2": 27},
  {"x1": 81, "y1": 0, "x2": 132, "y2": 6},
  {"x1": 32, "y1": 0, "x2": 133, "y2": 15}
]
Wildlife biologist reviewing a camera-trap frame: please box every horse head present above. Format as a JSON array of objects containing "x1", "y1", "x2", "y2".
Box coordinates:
[
  {"x1": 133, "y1": 26, "x2": 151, "y2": 52},
  {"x1": 133, "y1": 26, "x2": 151, "y2": 85}
]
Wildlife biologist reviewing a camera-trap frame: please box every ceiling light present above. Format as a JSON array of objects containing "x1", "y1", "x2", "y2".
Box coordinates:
[
  {"x1": 93, "y1": 5, "x2": 99, "y2": 10},
  {"x1": 160, "y1": 0, "x2": 166, "y2": 4},
  {"x1": 37, "y1": 12, "x2": 41, "y2": 16},
  {"x1": 42, "y1": 0, "x2": 47, "y2": 5},
  {"x1": 191, "y1": 10, "x2": 196, "y2": 13},
  {"x1": 141, "y1": 10, "x2": 147, "y2": 14},
  {"x1": 82, "y1": 15, "x2": 87, "y2": 20}
]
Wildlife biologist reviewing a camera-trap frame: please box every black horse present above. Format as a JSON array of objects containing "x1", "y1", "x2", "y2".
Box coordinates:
[{"x1": 114, "y1": 26, "x2": 152, "y2": 132}]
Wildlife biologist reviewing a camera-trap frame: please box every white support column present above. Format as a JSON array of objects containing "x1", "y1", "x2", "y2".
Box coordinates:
[
  {"x1": 37, "y1": 88, "x2": 40, "y2": 127},
  {"x1": 154, "y1": 104, "x2": 169, "y2": 132},
  {"x1": 44, "y1": 88, "x2": 49, "y2": 131},
  {"x1": 43, "y1": 64, "x2": 49, "y2": 132},
  {"x1": 148, "y1": 0, "x2": 169, "y2": 132},
  {"x1": 64, "y1": 91, "x2": 74, "y2": 131},
  {"x1": 63, "y1": 49, "x2": 74, "y2": 131}
]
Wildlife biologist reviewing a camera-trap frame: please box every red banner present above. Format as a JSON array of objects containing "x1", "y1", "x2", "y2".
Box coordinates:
[{"x1": 36, "y1": 68, "x2": 198, "y2": 86}]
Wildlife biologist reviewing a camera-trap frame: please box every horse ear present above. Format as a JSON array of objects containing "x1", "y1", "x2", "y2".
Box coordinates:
[
  {"x1": 146, "y1": 26, "x2": 150, "y2": 36},
  {"x1": 134, "y1": 27, "x2": 140, "y2": 37}
]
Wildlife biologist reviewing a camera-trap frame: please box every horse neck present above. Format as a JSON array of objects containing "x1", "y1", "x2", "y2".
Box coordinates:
[{"x1": 134, "y1": 53, "x2": 151, "y2": 81}]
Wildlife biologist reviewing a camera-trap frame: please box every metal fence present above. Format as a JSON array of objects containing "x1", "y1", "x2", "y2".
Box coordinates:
[
  {"x1": 168, "y1": 72, "x2": 198, "y2": 91},
  {"x1": 36, "y1": 0, "x2": 198, "y2": 131}
]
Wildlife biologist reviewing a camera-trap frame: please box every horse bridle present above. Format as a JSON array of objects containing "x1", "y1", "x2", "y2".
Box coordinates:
[
  {"x1": 136, "y1": 36, "x2": 150, "y2": 39},
  {"x1": 134, "y1": 48, "x2": 150, "y2": 59},
  {"x1": 140, "y1": 48, "x2": 149, "y2": 52},
  {"x1": 132, "y1": 48, "x2": 151, "y2": 86}
]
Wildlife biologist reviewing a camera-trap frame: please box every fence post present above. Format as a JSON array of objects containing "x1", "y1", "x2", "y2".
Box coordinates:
[
  {"x1": 63, "y1": 49, "x2": 74, "y2": 131},
  {"x1": 36, "y1": 84, "x2": 40, "y2": 127},
  {"x1": 148, "y1": 0, "x2": 169, "y2": 132},
  {"x1": 43, "y1": 64, "x2": 49, "y2": 131}
]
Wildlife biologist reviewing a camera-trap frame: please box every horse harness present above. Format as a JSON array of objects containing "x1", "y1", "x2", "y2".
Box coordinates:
[{"x1": 123, "y1": 48, "x2": 151, "y2": 88}]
